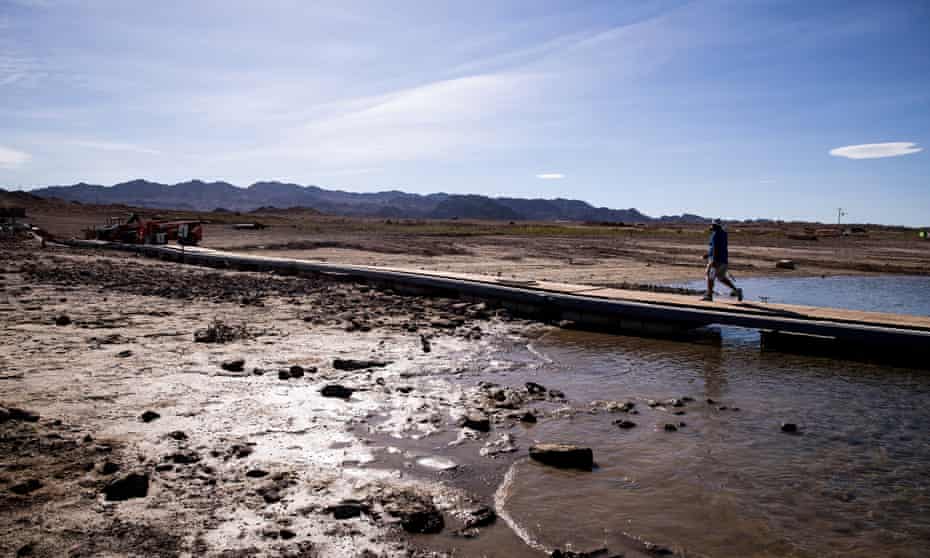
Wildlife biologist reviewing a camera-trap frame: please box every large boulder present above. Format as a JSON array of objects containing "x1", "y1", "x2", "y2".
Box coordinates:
[{"x1": 529, "y1": 444, "x2": 594, "y2": 470}]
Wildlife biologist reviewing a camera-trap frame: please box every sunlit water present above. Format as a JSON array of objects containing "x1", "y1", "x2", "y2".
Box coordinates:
[
  {"x1": 682, "y1": 274, "x2": 930, "y2": 316},
  {"x1": 499, "y1": 276, "x2": 930, "y2": 557}
]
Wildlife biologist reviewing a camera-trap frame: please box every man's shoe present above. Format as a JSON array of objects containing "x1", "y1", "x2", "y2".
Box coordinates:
[
  {"x1": 732, "y1": 288, "x2": 744, "y2": 302},
  {"x1": 700, "y1": 294, "x2": 713, "y2": 302}
]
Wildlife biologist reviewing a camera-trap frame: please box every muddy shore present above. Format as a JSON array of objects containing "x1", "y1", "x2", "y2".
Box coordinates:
[{"x1": 1, "y1": 239, "x2": 680, "y2": 558}]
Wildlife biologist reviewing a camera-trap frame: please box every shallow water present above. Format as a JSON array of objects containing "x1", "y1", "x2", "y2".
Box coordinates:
[
  {"x1": 499, "y1": 276, "x2": 930, "y2": 557},
  {"x1": 682, "y1": 274, "x2": 930, "y2": 316}
]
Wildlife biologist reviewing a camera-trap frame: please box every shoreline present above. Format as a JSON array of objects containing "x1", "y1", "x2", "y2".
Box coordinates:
[{"x1": 3, "y1": 242, "x2": 661, "y2": 557}]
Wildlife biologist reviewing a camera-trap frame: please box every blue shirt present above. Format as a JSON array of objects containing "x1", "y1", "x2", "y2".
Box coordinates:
[{"x1": 708, "y1": 228, "x2": 728, "y2": 265}]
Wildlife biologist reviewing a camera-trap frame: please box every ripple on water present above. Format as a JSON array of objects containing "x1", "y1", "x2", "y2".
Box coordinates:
[{"x1": 499, "y1": 326, "x2": 930, "y2": 558}]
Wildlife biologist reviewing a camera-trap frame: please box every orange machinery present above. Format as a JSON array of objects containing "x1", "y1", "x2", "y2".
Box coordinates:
[{"x1": 86, "y1": 213, "x2": 203, "y2": 245}]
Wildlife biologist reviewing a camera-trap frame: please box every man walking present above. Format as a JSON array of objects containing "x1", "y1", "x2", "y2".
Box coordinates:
[{"x1": 702, "y1": 219, "x2": 743, "y2": 302}]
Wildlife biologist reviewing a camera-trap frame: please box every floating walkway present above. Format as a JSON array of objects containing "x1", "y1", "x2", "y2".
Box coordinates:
[{"x1": 66, "y1": 240, "x2": 930, "y2": 366}]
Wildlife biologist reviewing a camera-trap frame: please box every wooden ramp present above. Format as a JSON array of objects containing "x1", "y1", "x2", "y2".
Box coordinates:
[{"x1": 66, "y1": 241, "x2": 930, "y2": 363}]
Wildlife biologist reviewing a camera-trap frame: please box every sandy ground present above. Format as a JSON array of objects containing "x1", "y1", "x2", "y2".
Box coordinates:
[
  {"x1": 3, "y1": 238, "x2": 670, "y2": 558},
  {"x1": 14, "y1": 195, "x2": 929, "y2": 288},
  {"x1": 197, "y1": 222, "x2": 930, "y2": 287}
]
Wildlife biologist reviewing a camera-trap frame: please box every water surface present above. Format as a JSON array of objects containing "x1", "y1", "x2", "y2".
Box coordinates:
[
  {"x1": 682, "y1": 274, "x2": 930, "y2": 316},
  {"x1": 498, "y1": 275, "x2": 930, "y2": 557}
]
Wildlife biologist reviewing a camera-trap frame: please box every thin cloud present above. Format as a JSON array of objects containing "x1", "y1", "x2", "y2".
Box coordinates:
[
  {"x1": 829, "y1": 142, "x2": 923, "y2": 160},
  {"x1": 536, "y1": 173, "x2": 564, "y2": 179},
  {"x1": 70, "y1": 140, "x2": 161, "y2": 155},
  {"x1": 0, "y1": 145, "x2": 30, "y2": 168},
  {"x1": 234, "y1": 72, "x2": 545, "y2": 167}
]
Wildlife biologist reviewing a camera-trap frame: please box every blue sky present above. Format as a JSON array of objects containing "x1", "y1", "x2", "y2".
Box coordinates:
[{"x1": 1, "y1": 0, "x2": 928, "y2": 225}]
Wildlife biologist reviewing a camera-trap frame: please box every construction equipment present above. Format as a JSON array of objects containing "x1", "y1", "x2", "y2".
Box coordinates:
[{"x1": 85, "y1": 213, "x2": 203, "y2": 245}]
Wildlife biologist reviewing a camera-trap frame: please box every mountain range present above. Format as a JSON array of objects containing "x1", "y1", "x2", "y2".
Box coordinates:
[{"x1": 26, "y1": 179, "x2": 708, "y2": 223}]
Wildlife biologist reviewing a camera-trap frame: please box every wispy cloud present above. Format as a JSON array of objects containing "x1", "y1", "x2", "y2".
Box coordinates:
[
  {"x1": 236, "y1": 72, "x2": 546, "y2": 167},
  {"x1": 69, "y1": 140, "x2": 161, "y2": 155},
  {"x1": 829, "y1": 142, "x2": 923, "y2": 159},
  {"x1": 0, "y1": 145, "x2": 30, "y2": 168},
  {"x1": 536, "y1": 173, "x2": 564, "y2": 179}
]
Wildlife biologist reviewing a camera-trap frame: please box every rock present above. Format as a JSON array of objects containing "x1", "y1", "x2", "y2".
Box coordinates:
[
  {"x1": 279, "y1": 529, "x2": 296, "y2": 540},
  {"x1": 384, "y1": 494, "x2": 445, "y2": 534},
  {"x1": 430, "y1": 318, "x2": 461, "y2": 329},
  {"x1": 463, "y1": 505, "x2": 496, "y2": 528},
  {"x1": 246, "y1": 469, "x2": 269, "y2": 478},
  {"x1": 229, "y1": 444, "x2": 253, "y2": 459},
  {"x1": 116, "y1": 350, "x2": 133, "y2": 358},
  {"x1": 706, "y1": 398, "x2": 717, "y2": 404},
  {"x1": 480, "y1": 433, "x2": 518, "y2": 457},
  {"x1": 166, "y1": 451, "x2": 201, "y2": 464},
  {"x1": 252, "y1": 367, "x2": 265, "y2": 376},
  {"x1": 462, "y1": 412, "x2": 490, "y2": 432},
  {"x1": 525, "y1": 381, "x2": 547, "y2": 395},
  {"x1": 326, "y1": 500, "x2": 369, "y2": 519},
  {"x1": 258, "y1": 486, "x2": 283, "y2": 504},
  {"x1": 416, "y1": 456, "x2": 458, "y2": 471},
  {"x1": 614, "y1": 419, "x2": 637, "y2": 429},
  {"x1": 320, "y1": 385, "x2": 354, "y2": 399},
  {"x1": 643, "y1": 542, "x2": 675, "y2": 555},
  {"x1": 776, "y1": 259, "x2": 797, "y2": 270},
  {"x1": 140, "y1": 410, "x2": 160, "y2": 423},
  {"x1": 16, "y1": 543, "x2": 34, "y2": 557},
  {"x1": 1, "y1": 406, "x2": 39, "y2": 423},
  {"x1": 489, "y1": 388, "x2": 524, "y2": 409},
  {"x1": 221, "y1": 359, "x2": 245, "y2": 372},
  {"x1": 669, "y1": 398, "x2": 684, "y2": 407},
  {"x1": 551, "y1": 548, "x2": 621, "y2": 558},
  {"x1": 10, "y1": 479, "x2": 42, "y2": 495},
  {"x1": 420, "y1": 335, "x2": 431, "y2": 353},
  {"x1": 54, "y1": 314, "x2": 71, "y2": 326},
  {"x1": 289, "y1": 365, "x2": 305, "y2": 378},
  {"x1": 278, "y1": 369, "x2": 291, "y2": 380},
  {"x1": 664, "y1": 424, "x2": 678, "y2": 432},
  {"x1": 548, "y1": 389, "x2": 565, "y2": 399},
  {"x1": 597, "y1": 400, "x2": 635, "y2": 413},
  {"x1": 332, "y1": 358, "x2": 389, "y2": 371},
  {"x1": 520, "y1": 411, "x2": 537, "y2": 423},
  {"x1": 529, "y1": 444, "x2": 594, "y2": 470},
  {"x1": 103, "y1": 472, "x2": 149, "y2": 501},
  {"x1": 781, "y1": 422, "x2": 799, "y2": 434},
  {"x1": 99, "y1": 461, "x2": 120, "y2": 475},
  {"x1": 168, "y1": 430, "x2": 188, "y2": 441}
]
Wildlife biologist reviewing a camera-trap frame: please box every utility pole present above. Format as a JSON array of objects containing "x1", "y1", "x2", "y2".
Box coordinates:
[{"x1": 837, "y1": 208, "x2": 847, "y2": 226}]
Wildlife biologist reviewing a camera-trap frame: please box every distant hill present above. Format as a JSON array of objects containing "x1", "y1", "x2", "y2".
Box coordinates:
[{"x1": 23, "y1": 179, "x2": 707, "y2": 223}]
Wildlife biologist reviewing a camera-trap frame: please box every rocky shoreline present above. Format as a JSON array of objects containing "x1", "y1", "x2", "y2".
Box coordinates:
[{"x1": 1, "y1": 242, "x2": 697, "y2": 557}]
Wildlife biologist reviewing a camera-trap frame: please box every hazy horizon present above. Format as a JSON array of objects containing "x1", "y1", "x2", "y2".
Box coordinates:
[{"x1": 1, "y1": 1, "x2": 928, "y2": 226}]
